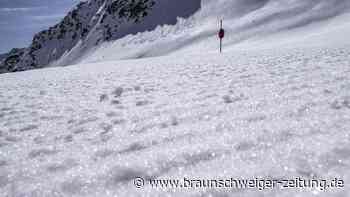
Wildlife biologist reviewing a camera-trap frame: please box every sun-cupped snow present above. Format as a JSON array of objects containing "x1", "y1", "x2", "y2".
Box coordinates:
[{"x1": 1, "y1": 44, "x2": 350, "y2": 197}]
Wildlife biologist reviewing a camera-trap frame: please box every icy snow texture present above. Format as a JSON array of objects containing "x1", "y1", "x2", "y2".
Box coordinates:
[{"x1": 1, "y1": 46, "x2": 350, "y2": 196}]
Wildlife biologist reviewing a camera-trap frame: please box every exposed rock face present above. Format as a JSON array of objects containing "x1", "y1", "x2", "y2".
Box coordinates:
[
  {"x1": 0, "y1": 48, "x2": 26, "y2": 73},
  {"x1": 0, "y1": 53, "x2": 8, "y2": 62},
  {"x1": 0, "y1": 0, "x2": 158, "y2": 73}
]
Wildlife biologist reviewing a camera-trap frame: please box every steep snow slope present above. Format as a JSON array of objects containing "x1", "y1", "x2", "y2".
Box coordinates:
[
  {"x1": 1, "y1": 44, "x2": 350, "y2": 197},
  {"x1": 55, "y1": 0, "x2": 201, "y2": 66},
  {"x1": 68, "y1": 0, "x2": 350, "y2": 64}
]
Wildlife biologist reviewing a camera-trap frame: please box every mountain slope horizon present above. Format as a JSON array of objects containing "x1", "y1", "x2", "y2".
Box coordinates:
[{"x1": 0, "y1": 0, "x2": 349, "y2": 74}]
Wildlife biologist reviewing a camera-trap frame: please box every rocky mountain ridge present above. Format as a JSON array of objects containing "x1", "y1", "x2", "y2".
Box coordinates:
[{"x1": 0, "y1": 0, "x2": 158, "y2": 73}]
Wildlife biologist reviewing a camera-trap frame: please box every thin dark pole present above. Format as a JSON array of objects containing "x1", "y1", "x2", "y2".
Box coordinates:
[
  {"x1": 220, "y1": 20, "x2": 222, "y2": 53},
  {"x1": 220, "y1": 38, "x2": 222, "y2": 53}
]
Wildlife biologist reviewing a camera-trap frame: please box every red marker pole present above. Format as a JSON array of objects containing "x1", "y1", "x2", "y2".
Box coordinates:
[{"x1": 218, "y1": 20, "x2": 225, "y2": 53}]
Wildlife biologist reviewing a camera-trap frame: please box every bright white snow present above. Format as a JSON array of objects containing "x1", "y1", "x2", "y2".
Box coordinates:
[
  {"x1": 1, "y1": 0, "x2": 350, "y2": 197},
  {"x1": 1, "y1": 45, "x2": 350, "y2": 196}
]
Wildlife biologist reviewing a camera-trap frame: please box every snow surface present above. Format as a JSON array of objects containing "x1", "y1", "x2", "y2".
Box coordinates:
[
  {"x1": 1, "y1": 0, "x2": 350, "y2": 197},
  {"x1": 2, "y1": 45, "x2": 350, "y2": 196}
]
